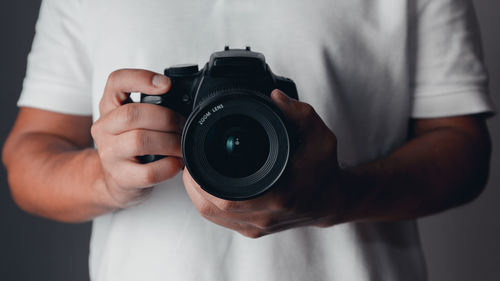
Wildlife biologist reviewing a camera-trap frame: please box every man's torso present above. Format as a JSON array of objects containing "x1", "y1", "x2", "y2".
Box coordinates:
[{"x1": 83, "y1": 1, "x2": 425, "y2": 280}]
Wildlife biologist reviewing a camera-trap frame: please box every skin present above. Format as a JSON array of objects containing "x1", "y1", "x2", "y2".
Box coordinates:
[{"x1": 2, "y1": 69, "x2": 492, "y2": 238}]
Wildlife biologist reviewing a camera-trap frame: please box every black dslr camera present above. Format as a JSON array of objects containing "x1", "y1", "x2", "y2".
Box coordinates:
[{"x1": 140, "y1": 47, "x2": 298, "y2": 200}]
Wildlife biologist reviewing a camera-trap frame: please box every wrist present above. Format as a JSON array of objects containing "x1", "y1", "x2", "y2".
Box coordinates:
[
  {"x1": 331, "y1": 167, "x2": 369, "y2": 224},
  {"x1": 336, "y1": 168, "x2": 358, "y2": 223},
  {"x1": 90, "y1": 149, "x2": 154, "y2": 210},
  {"x1": 337, "y1": 163, "x2": 390, "y2": 223},
  {"x1": 86, "y1": 149, "x2": 122, "y2": 212},
  {"x1": 314, "y1": 167, "x2": 359, "y2": 227}
]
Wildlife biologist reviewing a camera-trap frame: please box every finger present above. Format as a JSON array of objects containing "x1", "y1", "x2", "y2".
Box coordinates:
[
  {"x1": 182, "y1": 166, "x2": 289, "y2": 215},
  {"x1": 204, "y1": 177, "x2": 297, "y2": 212},
  {"x1": 183, "y1": 167, "x2": 285, "y2": 213},
  {"x1": 203, "y1": 215, "x2": 264, "y2": 238},
  {"x1": 183, "y1": 169, "x2": 223, "y2": 217},
  {"x1": 250, "y1": 215, "x2": 316, "y2": 231},
  {"x1": 183, "y1": 170, "x2": 257, "y2": 217},
  {"x1": 183, "y1": 173, "x2": 264, "y2": 236},
  {"x1": 270, "y1": 89, "x2": 319, "y2": 131},
  {"x1": 183, "y1": 170, "x2": 294, "y2": 237},
  {"x1": 107, "y1": 129, "x2": 182, "y2": 160},
  {"x1": 100, "y1": 69, "x2": 171, "y2": 116},
  {"x1": 120, "y1": 156, "x2": 183, "y2": 188},
  {"x1": 96, "y1": 103, "x2": 184, "y2": 135},
  {"x1": 204, "y1": 191, "x2": 278, "y2": 213}
]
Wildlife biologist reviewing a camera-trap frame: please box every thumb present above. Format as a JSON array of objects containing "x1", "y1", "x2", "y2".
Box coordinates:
[{"x1": 271, "y1": 89, "x2": 313, "y2": 126}]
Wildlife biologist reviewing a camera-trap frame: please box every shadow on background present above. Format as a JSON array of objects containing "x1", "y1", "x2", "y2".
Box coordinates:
[
  {"x1": 0, "y1": 1, "x2": 90, "y2": 281},
  {"x1": 418, "y1": 1, "x2": 500, "y2": 281},
  {"x1": 0, "y1": 1, "x2": 498, "y2": 281}
]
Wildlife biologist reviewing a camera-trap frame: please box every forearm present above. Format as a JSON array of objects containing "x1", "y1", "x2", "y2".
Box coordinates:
[
  {"x1": 4, "y1": 132, "x2": 114, "y2": 222},
  {"x1": 340, "y1": 125, "x2": 491, "y2": 222}
]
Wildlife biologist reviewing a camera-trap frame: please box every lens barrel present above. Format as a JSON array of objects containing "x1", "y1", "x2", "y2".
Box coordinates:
[{"x1": 182, "y1": 89, "x2": 290, "y2": 200}]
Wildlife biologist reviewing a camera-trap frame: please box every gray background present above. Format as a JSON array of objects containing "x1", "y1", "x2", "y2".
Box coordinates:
[{"x1": 0, "y1": 1, "x2": 498, "y2": 280}]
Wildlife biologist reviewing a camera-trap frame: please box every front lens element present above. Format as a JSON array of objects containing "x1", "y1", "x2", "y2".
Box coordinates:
[
  {"x1": 205, "y1": 115, "x2": 269, "y2": 178},
  {"x1": 182, "y1": 89, "x2": 290, "y2": 200}
]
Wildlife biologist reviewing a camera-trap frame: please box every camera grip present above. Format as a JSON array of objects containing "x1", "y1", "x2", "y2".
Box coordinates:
[
  {"x1": 135, "y1": 94, "x2": 170, "y2": 164},
  {"x1": 136, "y1": 154, "x2": 165, "y2": 164}
]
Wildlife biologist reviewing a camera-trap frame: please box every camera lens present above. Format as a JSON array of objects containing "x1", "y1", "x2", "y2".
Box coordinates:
[
  {"x1": 205, "y1": 115, "x2": 270, "y2": 178},
  {"x1": 182, "y1": 89, "x2": 290, "y2": 200}
]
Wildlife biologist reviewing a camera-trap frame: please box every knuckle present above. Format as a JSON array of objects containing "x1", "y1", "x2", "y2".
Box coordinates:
[
  {"x1": 90, "y1": 121, "x2": 101, "y2": 139},
  {"x1": 96, "y1": 148, "x2": 106, "y2": 161},
  {"x1": 240, "y1": 230, "x2": 264, "y2": 239},
  {"x1": 171, "y1": 136, "x2": 182, "y2": 152},
  {"x1": 316, "y1": 217, "x2": 336, "y2": 228},
  {"x1": 300, "y1": 103, "x2": 316, "y2": 119},
  {"x1": 107, "y1": 69, "x2": 122, "y2": 85},
  {"x1": 326, "y1": 136, "x2": 337, "y2": 154},
  {"x1": 321, "y1": 133, "x2": 334, "y2": 148},
  {"x1": 139, "y1": 158, "x2": 181, "y2": 186},
  {"x1": 163, "y1": 133, "x2": 179, "y2": 149},
  {"x1": 319, "y1": 131, "x2": 338, "y2": 157},
  {"x1": 131, "y1": 130, "x2": 148, "y2": 151},
  {"x1": 271, "y1": 194, "x2": 293, "y2": 211},
  {"x1": 162, "y1": 158, "x2": 182, "y2": 178},
  {"x1": 98, "y1": 145, "x2": 112, "y2": 161},
  {"x1": 198, "y1": 203, "x2": 216, "y2": 218},
  {"x1": 121, "y1": 104, "x2": 140, "y2": 126},
  {"x1": 98, "y1": 98, "x2": 106, "y2": 114},
  {"x1": 216, "y1": 200, "x2": 238, "y2": 212},
  {"x1": 255, "y1": 217, "x2": 274, "y2": 229},
  {"x1": 141, "y1": 166, "x2": 160, "y2": 185},
  {"x1": 164, "y1": 109, "x2": 178, "y2": 124}
]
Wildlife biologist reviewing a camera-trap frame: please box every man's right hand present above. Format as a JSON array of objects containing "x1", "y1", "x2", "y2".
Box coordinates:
[{"x1": 91, "y1": 69, "x2": 185, "y2": 208}]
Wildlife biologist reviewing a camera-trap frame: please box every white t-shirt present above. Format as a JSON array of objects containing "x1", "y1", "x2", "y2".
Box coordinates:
[{"x1": 19, "y1": 0, "x2": 494, "y2": 280}]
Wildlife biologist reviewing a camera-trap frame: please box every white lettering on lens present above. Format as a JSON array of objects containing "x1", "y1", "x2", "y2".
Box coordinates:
[
  {"x1": 211, "y1": 104, "x2": 224, "y2": 113},
  {"x1": 198, "y1": 111, "x2": 212, "y2": 125},
  {"x1": 198, "y1": 104, "x2": 224, "y2": 126}
]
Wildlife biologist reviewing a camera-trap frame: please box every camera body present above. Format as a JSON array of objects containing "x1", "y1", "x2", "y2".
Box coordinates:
[
  {"x1": 141, "y1": 47, "x2": 298, "y2": 200},
  {"x1": 142, "y1": 47, "x2": 297, "y2": 117}
]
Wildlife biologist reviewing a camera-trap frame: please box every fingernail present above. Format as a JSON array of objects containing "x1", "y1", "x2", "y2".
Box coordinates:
[
  {"x1": 152, "y1": 74, "x2": 170, "y2": 88},
  {"x1": 272, "y1": 89, "x2": 290, "y2": 104}
]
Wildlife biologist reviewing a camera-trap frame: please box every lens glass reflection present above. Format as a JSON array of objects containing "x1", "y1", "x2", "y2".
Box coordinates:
[{"x1": 205, "y1": 115, "x2": 269, "y2": 178}]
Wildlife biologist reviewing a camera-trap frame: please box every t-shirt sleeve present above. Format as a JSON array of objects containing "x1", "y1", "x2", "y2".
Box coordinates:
[
  {"x1": 17, "y1": 0, "x2": 92, "y2": 115},
  {"x1": 410, "y1": 0, "x2": 495, "y2": 118}
]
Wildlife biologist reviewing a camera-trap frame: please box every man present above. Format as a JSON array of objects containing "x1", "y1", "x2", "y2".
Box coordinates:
[{"x1": 2, "y1": 0, "x2": 494, "y2": 280}]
